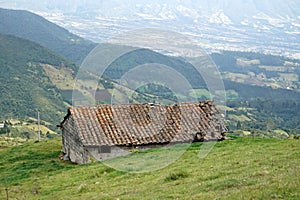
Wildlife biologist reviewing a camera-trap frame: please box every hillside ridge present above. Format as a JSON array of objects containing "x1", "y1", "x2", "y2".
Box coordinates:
[{"x1": 0, "y1": 7, "x2": 96, "y2": 64}]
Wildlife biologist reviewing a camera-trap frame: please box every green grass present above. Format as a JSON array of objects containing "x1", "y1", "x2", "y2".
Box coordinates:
[{"x1": 0, "y1": 137, "x2": 299, "y2": 199}]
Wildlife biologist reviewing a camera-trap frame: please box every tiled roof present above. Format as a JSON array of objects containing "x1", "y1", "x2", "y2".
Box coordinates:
[{"x1": 63, "y1": 101, "x2": 226, "y2": 146}]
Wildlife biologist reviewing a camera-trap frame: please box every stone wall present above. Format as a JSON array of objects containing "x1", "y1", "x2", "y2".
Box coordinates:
[{"x1": 62, "y1": 115, "x2": 86, "y2": 164}]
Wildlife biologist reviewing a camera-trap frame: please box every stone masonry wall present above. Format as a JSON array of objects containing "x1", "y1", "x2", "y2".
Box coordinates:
[{"x1": 62, "y1": 115, "x2": 86, "y2": 164}]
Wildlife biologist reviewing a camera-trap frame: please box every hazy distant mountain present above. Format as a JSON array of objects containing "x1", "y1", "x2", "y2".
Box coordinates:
[
  {"x1": 2, "y1": 0, "x2": 299, "y2": 57},
  {"x1": 2, "y1": 0, "x2": 300, "y2": 19},
  {"x1": 0, "y1": 8, "x2": 96, "y2": 64}
]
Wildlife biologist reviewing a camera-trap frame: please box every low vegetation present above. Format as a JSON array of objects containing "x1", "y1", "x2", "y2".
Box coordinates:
[
  {"x1": 0, "y1": 137, "x2": 299, "y2": 199},
  {"x1": 0, "y1": 117, "x2": 59, "y2": 148}
]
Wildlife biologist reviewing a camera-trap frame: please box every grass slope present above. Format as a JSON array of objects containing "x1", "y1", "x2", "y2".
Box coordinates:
[{"x1": 0, "y1": 138, "x2": 299, "y2": 199}]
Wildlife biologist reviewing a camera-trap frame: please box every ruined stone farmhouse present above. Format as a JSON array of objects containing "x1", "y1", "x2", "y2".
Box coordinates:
[{"x1": 60, "y1": 100, "x2": 226, "y2": 164}]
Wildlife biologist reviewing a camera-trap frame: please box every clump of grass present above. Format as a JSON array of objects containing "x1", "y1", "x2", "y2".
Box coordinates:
[
  {"x1": 164, "y1": 171, "x2": 189, "y2": 181},
  {"x1": 78, "y1": 183, "x2": 89, "y2": 193}
]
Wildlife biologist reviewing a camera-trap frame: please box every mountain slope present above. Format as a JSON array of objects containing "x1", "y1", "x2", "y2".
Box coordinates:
[
  {"x1": 0, "y1": 8, "x2": 96, "y2": 64},
  {"x1": 0, "y1": 33, "x2": 75, "y2": 126},
  {"x1": 88, "y1": 46, "x2": 300, "y2": 100}
]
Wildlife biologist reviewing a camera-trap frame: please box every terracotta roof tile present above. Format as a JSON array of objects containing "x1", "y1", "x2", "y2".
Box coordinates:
[{"x1": 64, "y1": 100, "x2": 226, "y2": 146}]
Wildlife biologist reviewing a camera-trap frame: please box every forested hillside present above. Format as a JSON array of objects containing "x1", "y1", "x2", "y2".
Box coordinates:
[{"x1": 0, "y1": 34, "x2": 75, "y2": 127}]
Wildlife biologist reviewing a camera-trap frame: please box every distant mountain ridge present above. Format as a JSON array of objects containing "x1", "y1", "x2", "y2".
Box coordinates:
[{"x1": 0, "y1": 8, "x2": 96, "y2": 64}]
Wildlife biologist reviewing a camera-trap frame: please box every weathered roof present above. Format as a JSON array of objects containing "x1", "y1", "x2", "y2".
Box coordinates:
[{"x1": 62, "y1": 101, "x2": 226, "y2": 146}]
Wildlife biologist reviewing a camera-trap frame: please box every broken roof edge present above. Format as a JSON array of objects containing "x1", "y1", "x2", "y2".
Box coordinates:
[{"x1": 59, "y1": 108, "x2": 72, "y2": 127}]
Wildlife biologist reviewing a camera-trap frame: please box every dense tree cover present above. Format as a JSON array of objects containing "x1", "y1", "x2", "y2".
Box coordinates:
[
  {"x1": 227, "y1": 99, "x2": 300, "y2": 134},
  {"x1": 133, "y1": 83, "x2": 178, "y2": 103}
]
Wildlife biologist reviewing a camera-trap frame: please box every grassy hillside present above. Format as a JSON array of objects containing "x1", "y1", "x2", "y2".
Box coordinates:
[
  {"x1": 0, "y1": 137, "x2": 299, "y2": 199},
  {"x1": 0, "y1": 8, "x2": 96, "y2": 64}
]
